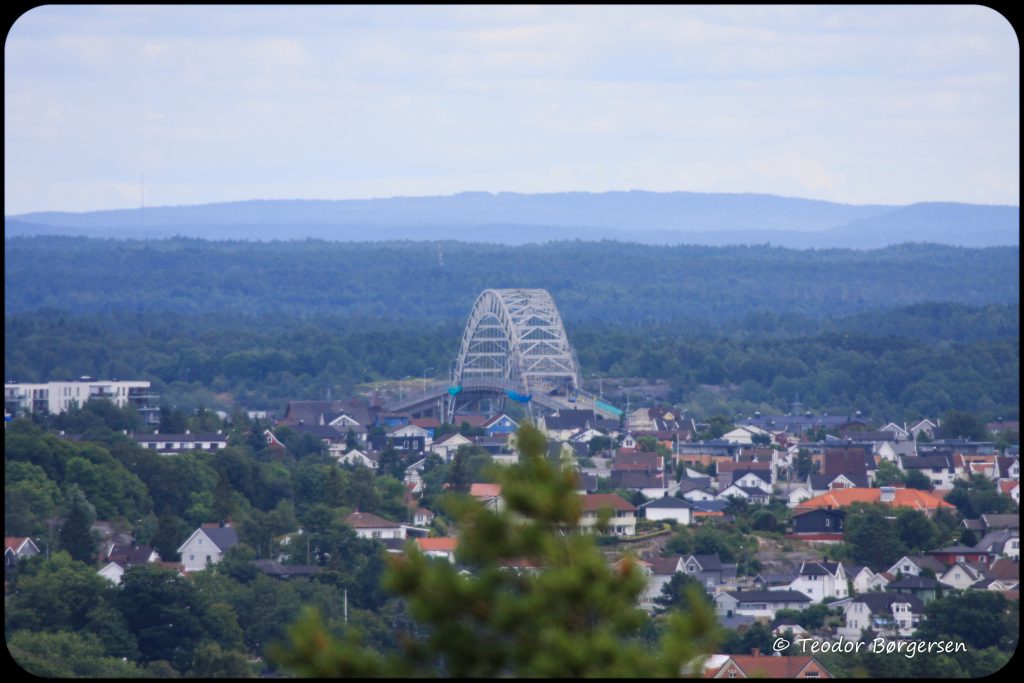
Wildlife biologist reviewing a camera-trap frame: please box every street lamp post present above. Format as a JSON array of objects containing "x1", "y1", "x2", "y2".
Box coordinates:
[{"x1": 423, "y1": 367, "x2": 434, "y2": 393}]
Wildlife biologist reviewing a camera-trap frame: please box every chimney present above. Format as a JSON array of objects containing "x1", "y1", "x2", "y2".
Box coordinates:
[{"x1": 751, "y1": 648, "x2": 760, "y2": 657}]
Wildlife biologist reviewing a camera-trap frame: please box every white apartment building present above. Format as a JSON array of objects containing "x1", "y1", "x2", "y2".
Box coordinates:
[{"x1": 5, "y1": 378, "x2": 159, "y2": 424}]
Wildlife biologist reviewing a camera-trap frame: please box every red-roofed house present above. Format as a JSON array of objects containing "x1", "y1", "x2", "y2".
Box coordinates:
[
  {"x1": 415, "y1": 537, "x2": 458, "y2": 563},
  {"x1": 5, "y1": 536, "x2": 40, "y2": 574},
  {"x1": 470, "y1": 482, "x2": 504, "y2": 512},
  {"x1": 578, "y1": 494, "x2": 636, "y2": 536},
  {"x1": 999, "y1": 479, "x2": 1020, "y2": 504},
  {"x1": 704, "y1": 652, "x2": 832, "y2": 678}
]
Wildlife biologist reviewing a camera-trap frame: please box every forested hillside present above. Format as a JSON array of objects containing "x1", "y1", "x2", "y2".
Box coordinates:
[{"x1": 4, "y1": 238, "x2": 1019, "y2": 321}]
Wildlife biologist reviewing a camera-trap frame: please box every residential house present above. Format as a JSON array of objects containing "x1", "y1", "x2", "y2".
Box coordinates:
[
  {"x1": 704, "y1": 653, "x2": 833, "y2": 679},
  {"x1": 998, "y1": 479, "x2": 1020, "y2": 504},
  {"x1": 937, "y1": 562, "x2": 989, "y2": 590},
  {"x1": 899, "y1": 454, "x2": 956, "y2": 490},
  {"x1": 578, "y1": 494, "x2": 636, "y2": 536},
  {"x1": 611, "y1": 471, "x2": 675, "y2": 499},
  {"x1": 714, "y1": 590, "x2": 812, "y2": 620},
  {"x1": 430, "y1": 432, "x2": 474, "y2": 461},
  {"x1": 774, "y1": 561, "x2": 848, "y2": 601},
  {"x1": 716, "y1": 484, "x2": 771, "y2": 505},
  {"x1": 335, "y1": 448, "x2": 379, "y2": 469},
  {"x1": 730, "y1": 469, "x2": 773, "y2": 493},
  {"x1": 718, "y1": 459, "x2": 773, "y2": 489},
  {"x1": 404, "y1": 458, "x2": 426, "y2": 494},
  {"x1": 481, "y1": 413, "x2": 519, "y2": 436},
  {"x1": 848, "y1": 565, "x2": 877, "y2": 594},
  {"x1": 680, "y1": 553, "x2": 737, "y2": 591},
  {"x1": 839, "y1": 592, "x2": 925, "y2": 639},
  {"x1": 345, "y1": 511, "x2": 406, "y2": 540},
  {"x1": 974, "y1": 528, "x2": 1020, "y2": 560},
  {"x1": 784, "y1": 484, "x2": 815, "y2": 509},
  {"x1": 470, "y1": 482, "x2": 505, "y2": 512},
  {"x1": 926, "y1": 544, "x2": 995, "y2": 568},
  {"x1": 996, "y1": 456, "x2": 1020, "y2": 480},
  {"x1": 412, "y1": 507, "x2": 435, "y2": 527},
  {"x1": 909, "y1": 419, "x2": 940, "y2": 441},
  {"x1": 615, "y1": 555, "x2": 684, "y2": 611},
  {"x1": 794, "y1": 486, "x2": 955, "y2": 516},
  {"x1": 415, "y1": 537, "x2": 458, "y2": 563},
  {"x1": 789, "y1": 508, "x2": 845, "y2": 543},
  {"x1": 887, "y1": 574, "x2": 940, "y2": 603},
  {"x1": 886, "y1": 555, "x2": 947, "y2": 578},
  {"x1": 177, "y1": 522, "x2": 239, "y2": 572},
  {"x1": 980, "y1": 513, "x2": 1019, "y2": 532},
  {"x1": 721, "y1": 425, "x2": 773, "y2": 445},
  {"x1": 642, "y1": 495, "x2": 695, "y2": 525},
  {"x1": 4, "y1": 536, "x2": 41, "y2": 575},
  {"x1": 678, "y1": 480, "x2": 717, "y2": 503}
]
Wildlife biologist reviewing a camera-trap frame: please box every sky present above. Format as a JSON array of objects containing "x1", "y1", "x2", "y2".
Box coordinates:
[{"x1": 4, "y1": 5, "x2": 1019, "y2": 215}]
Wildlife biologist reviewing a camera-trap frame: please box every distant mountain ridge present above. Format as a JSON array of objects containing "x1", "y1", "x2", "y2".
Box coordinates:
[{"x1": 5, "y1": 191, "x2": 1018, "y2": 248}]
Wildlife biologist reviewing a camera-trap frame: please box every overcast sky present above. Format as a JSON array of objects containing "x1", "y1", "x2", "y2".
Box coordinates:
[{"x1": 4, "y1": 5, "x2": 1018, "y2": 214}]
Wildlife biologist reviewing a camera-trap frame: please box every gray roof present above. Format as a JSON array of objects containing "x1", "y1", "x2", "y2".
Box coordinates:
[
  {"x1": 982, "y1": 514, "x2": 1020, "y2": 530},
  {"x1": 726, "y1": 590, "x2": 811, "y2": 603},
  {"x1": 800, "y1": 561, "x2": 842, "y2": 577},
  {"x1": 900, "y1": 454, "x2": 953, "y2": 470},
  {"x1": 888, "y1": 575, "x2": 939, "y2": 590},
  {"x1": 645, "y1": 495, "x2": 695, "y2": 509},
  {"x1": 689, "y1": 554, "x2": 723, "y2": 571},
  {"x1": 856, "y1": 592, "x2": 925, "y2": 614},
  {"x1": 201, "y1": 525, "x2": 239, "y2": 551}
]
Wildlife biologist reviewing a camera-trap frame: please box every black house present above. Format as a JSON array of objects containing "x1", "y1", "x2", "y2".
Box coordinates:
[{"x1": 792, "y1": 508, "x2": 845, "y2": 535}]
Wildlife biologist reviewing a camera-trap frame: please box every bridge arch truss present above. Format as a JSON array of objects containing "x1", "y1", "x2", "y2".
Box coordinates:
[{"x1": 448, "y1": 289, "x2": 580, "y2": 421}]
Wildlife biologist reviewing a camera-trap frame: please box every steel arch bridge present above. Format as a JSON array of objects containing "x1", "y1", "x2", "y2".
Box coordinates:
[{"x1": 446, "y1": 288, "x2": 581, "y2": 422}]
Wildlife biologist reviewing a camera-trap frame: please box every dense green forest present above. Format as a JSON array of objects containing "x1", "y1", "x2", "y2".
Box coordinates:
[
  {"x1": 4, "y1": 238, "x2": 1019, "y2": 321},
  {"x1": 4, "y1": 237, "x2": 1019, "y2": 422},
  {"x1": 5, "y1": 303, "x2": 1019, "y2": 422}
]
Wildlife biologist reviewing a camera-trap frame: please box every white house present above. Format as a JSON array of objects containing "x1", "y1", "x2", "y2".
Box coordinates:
[
  {"x1": 938, "y1": 562, "x2": 989, "y2": 590},
  {"x1": 345, "y1": 511, "x2": 406, "y2": 540},
  {"x1": 879, "y1": 422, "x2": 911, "y2": 442},
  {"x1": 335, "y1": 448, "x2": 379, "y2": 469},
  {"x1": 998, "y1": 479, "x2": 1020, "y2": 504},
  {"x1": 643, "y1": 495, "x2": 694, "y2": 525},
  {"x1": 731, "y1": 470, "x2": 773, "y2": 493},
  {"x1": 849, "y1": 566, "x2": 878, "y2": 594},
  {"x1": 786, "y1": 485, "x2": 815, "y2": 508},
  {"x1": 773, "y1": 561, "x2": 848, "y2": 602},
  {"x1": 716, "y1": 484, "x2": 770, "y2": 505},
  {"x1": 389, "y1": 423, "x2": 433, "y2": 447},
  {"x1": 177, "y1": 523, "x2": 239, "y2": 573},
  {"x1": 839, "y1": 593, "x2": 925, "y2": 639},
  {"x1": 714, "y1": 590, "x2": 812, "y2": 620},
  {"x1": 616, "y1": 556, "x2": 684, "y2": 612},
  {"x1": 578, "y1": 494, "x2": 636, "y2": 536},
  {"x1": 430, "y1": 433, "x2": 474, "y2": 460}
]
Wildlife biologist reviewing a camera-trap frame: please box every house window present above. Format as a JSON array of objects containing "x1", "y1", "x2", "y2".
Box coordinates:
[
  {"x1": 825, "y1": 518, "x2": 830, "y2": 528},
  {"x1": 198, "y1": 538, "x2": 203, "y2": 545},
  {"x1": 372, "y1": 531, "x2": 382, "y2": 539},
  {"x1": 804, "y1": 671, "x2": 820, "y2": 678},
  {"x1": 956, "y1": 555, "x2": 964, "y2": 563},
  {"x1": 189, "y1": 554, "x2": 195, "y2": 561},
  {"x1": 728, "y1": 671, "x2": 737, "y2": 679}
]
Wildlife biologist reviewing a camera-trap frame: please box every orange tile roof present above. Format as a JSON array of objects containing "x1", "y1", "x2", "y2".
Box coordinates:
[
  {"x1": 4, "y1": 537, "x2": 29, "y2": 552},
  {"x1": 415, "y1": 537, "x2": 458, "y2": 552},
  {"x1": 469, "y1": 483, "x2": 502, "y2": 498},
  {"x1": 999, "y1": 480, "x2": 1019, "y2": 496},
  {"x1": 795, "y1": 487, "x2": 954, "y2": 513}
]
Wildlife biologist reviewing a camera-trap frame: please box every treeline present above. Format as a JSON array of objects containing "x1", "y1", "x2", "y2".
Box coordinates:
[
  {"x1": 5, "y1": 304, "x2": 1019, "y2": 422},
  {"x1": 4, "y1": 237, "x2": 1019, "y2": 323},
  {"x1": 4, "y1": 416, "x2": 425, "y2": 675}
]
